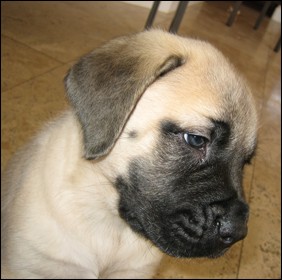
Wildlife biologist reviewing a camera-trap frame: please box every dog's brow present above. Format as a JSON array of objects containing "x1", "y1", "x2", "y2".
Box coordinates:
[{"x1": 161, "y1": 120, "x2": 183, "y2": 134}]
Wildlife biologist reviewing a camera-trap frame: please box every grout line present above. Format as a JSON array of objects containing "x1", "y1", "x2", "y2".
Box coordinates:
[
  {"x1": 235, "y1": 46, "x2": 272, "y2": 279},
  {"x1": 1, "y1": 63, "x2": 69, "y2": 93},
  {"x1": 2, "y1": 55, "x2": 91, "y2": 93},
  {"x1": 2, "y1": 34, "x2": 65, "y2": 64},
  {"x1": 245, "y1": 46, "x2": 273, "y2": 195},
  {"x1": 1, "y1": 55, "x2": 82, "y2": 93},
  {"x1": 1, "y1": 35, "x2": 89, "y2": 93},
  {"x1": 1, "y1": 34, "x2": 72, "y2": 92},
  {"x1": 236, "y1": 158, "x2": 258, "y2": 279}
]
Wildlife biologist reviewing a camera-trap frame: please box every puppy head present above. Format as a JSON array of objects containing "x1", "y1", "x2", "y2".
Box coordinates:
[{"x1": 65, "y1": 30, "x2": 257, "y2": 258}]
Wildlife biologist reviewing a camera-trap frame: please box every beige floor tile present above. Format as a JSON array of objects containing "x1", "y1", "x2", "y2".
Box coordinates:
[
  {"x1": 1, "y1": 1, "x2": 168, "y2": 63},
  {"x1": 238, "y1": 157, "x2": 281, "y2": 278},
  {"x1": 1, "y1": 36, "x2": 61, "y2": 91},
  {"x1": 238, "y1": 50, "x2": 281, "y2": 279}
]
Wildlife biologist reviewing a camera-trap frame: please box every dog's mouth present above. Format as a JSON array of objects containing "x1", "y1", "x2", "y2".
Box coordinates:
[{"x1": 118, "y1": 201, "x2": 248, "y2": 259}]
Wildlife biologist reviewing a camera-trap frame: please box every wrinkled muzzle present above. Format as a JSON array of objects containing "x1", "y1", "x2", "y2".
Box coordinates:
[{"x1": 165, "y1": 198, "x2": 249, "y2": 257}]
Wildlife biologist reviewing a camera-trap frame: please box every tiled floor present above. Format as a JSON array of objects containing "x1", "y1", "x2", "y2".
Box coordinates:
[{"x1": 1, "y1": 1, "x2": 281, "y2": 279}]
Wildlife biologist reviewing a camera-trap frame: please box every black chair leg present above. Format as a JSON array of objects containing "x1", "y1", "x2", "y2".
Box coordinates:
[
  {"x1": 145, "y1": 1, "x2": 161, "y2": 30},
  {"x1": 169, "y1": 1, "x2": 189, "y2": 34},
  {"x1": 226, "y1": 1, "x2": 243, "y2": 27},
  {"x1": 254, "y1": 1, "x2": 272, "y2": 30}
]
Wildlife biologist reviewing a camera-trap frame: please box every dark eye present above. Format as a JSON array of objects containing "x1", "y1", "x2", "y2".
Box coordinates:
[{"x1": 183, "y1": 133, "x2": 206, "y2": 149}]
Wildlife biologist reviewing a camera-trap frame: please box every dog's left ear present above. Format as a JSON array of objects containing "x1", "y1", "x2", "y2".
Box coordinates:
[{"x1": 65, "y1": 31, "x2": 184, "y2": 159}]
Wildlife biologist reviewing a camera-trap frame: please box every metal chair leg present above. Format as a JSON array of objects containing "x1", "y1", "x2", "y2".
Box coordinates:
[
  {"x1": 145, "y1": 1, "x2": 161, "y2": 30},
  {"x1": 226, "y1": 1, "x2": 243, "y2": 27},
  {"x1": 254, "y1": 1, "x2": 272, "y2": 30},
  {"x1": 169, "y1": 1, "x2": 189, "y2": 34}
]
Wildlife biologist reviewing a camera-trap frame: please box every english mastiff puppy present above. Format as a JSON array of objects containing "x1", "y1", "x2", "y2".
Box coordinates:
[{"x1": 1, "y1": 30, "x2": 257, "y2": 279}]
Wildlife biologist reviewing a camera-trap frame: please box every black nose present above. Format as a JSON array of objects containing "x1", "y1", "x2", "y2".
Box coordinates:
[
  {"x1": 216, "y1": 218, "x2": 248, "y2": 245},
  {"x1": 214, "y1": 200, "x2": 249, "y2": 246}
]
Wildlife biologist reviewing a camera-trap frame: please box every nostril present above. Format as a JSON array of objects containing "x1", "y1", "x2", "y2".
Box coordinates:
[
  {"x1": 216, "y1": 219, "x2": 247, "y2": 246},
  {"x1": 220, "y1": 235, "x2": 234, "y2": 245}
]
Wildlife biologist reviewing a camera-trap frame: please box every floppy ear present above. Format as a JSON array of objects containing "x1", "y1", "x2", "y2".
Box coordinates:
[{"x1": 65, "y1": 32, "x2": 184, "y2": 159}]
